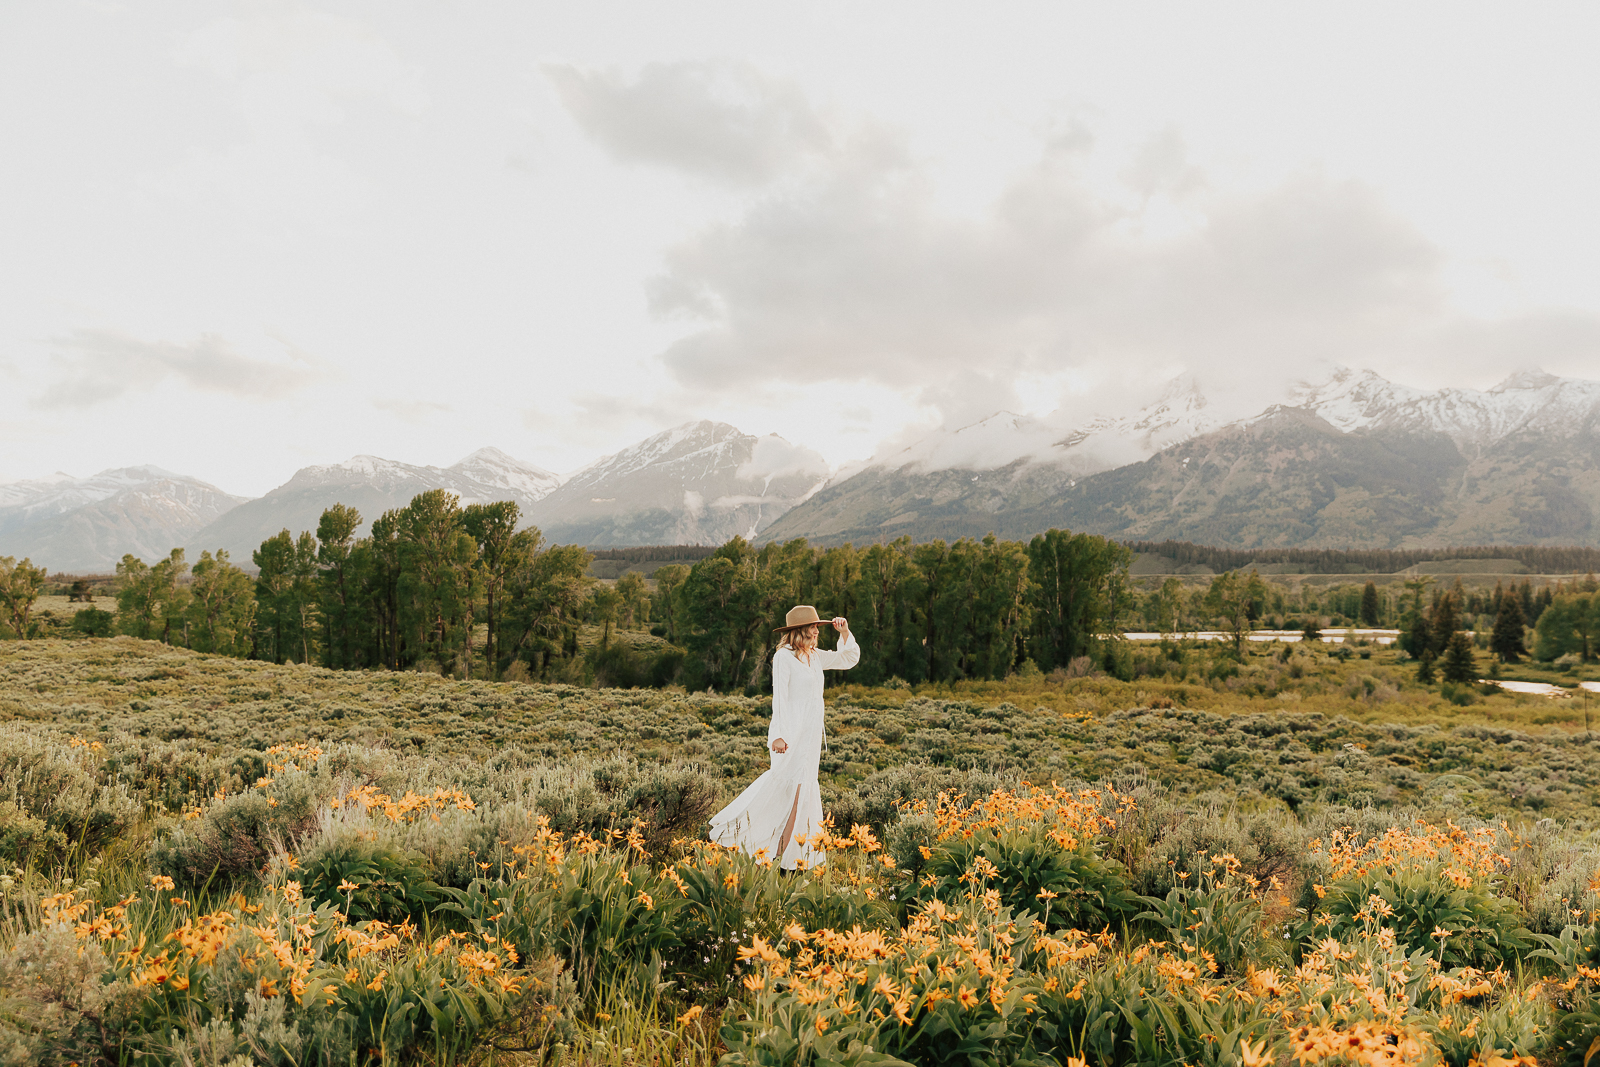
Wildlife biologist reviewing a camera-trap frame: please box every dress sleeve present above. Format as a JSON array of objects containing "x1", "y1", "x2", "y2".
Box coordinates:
[
  {"x1": 815, "y1": 631, "x2": 860, "y2": 671},
  {"x1": 769, "y1": 649, "x2": 796, "y2": 746}
]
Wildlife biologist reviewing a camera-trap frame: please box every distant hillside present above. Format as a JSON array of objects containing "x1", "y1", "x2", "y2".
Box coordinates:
[
  {"x1": 188, "y1": 448, "x2": 558, "y2": 561},
  {"x1": 523, "y1": 421, "x2": 828, "y2": 548},
  {"x1": 762, "y1": 368, "x2": 1600, "y2": 549},
  {"x1": 0, "y1": 467, "x2": 247, "y2": 572}
]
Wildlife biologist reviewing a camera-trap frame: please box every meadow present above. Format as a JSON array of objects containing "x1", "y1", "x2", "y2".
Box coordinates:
[{"x1": 4, "y1": 634, "x2": 1600, "y2": 1066}]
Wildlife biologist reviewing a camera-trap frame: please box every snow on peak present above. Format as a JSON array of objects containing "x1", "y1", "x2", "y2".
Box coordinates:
[{"x1": 1489, "y1": 367, "x2": 1562, "y2": 393}]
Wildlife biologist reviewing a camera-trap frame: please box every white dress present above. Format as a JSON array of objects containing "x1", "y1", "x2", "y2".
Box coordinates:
[{"x1": 709, "y1": 633, "x2": 860, "y2": 869}]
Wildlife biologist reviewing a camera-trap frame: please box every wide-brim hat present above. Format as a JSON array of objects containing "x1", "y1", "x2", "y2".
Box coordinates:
[{"x1": 774, "y1": 605, "x2": 830, "y2": 632}]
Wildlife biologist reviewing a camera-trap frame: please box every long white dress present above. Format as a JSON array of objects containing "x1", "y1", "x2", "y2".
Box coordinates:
[{"x1": 709, "y1": 632, "x2": 860, "y2": 869}]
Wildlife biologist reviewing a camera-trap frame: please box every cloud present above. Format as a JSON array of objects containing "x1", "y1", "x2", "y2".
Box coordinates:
[
  {"x1": 33, "y1": 330, "x2": 327, "y2": 410},
  {"x1": 544, "y1": 59, "x2": 831, "y2": 185},
  {"x1": 639, "y1": 114, "x2": 1600, "y2": 430},
  {"x1": 372, "y1": 397, "x2": 452, "y2": 424}
]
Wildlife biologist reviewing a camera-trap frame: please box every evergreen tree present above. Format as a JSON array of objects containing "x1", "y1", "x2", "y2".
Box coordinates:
[
  {"x1": 1429, "y1": 592, "x2": 1459, "y2": 656},
  {"x1": 1359, "y1": 581, "x2": 1380, "y2": 626},
  {"x1": 1489, "y1": 594, "x2": 1527, "y2": 663},
  {"x1": 1442, "y1": 631, "x2": 1478, "y2": 683},
  {"x1": 1416, "y1": 647, "x2": 1436, "y2": 683}
]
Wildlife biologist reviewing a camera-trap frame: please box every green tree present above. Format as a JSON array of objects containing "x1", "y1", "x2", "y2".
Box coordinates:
[
  {"x1": 315, "y1": 504, "x2": 363, "y2": 669},
  {"x1": 115, "y1": 550, "x2": 189, "y2": 644},
  {"x1": 1205, "y1": 570, "x2": 1268, "y2": 655},
  {"x1": 1429, "y1": 592, "x2": 1459, "y2": 656},
  {"x1": 0, "y1": 556, "x2": 48, "y2": 639},
  {"x1": 502, "y1": 537, "x2": 594, "y2": 678},
  {"x1": 850, "y1": 539, "x2": 917, "y2": 686},
  {"x1": 652, "y1": 564, "x2": 689, "y2": 643},
  {"x1": 1416, "y1": 647, "x2": 1436, "y2": 683},
  {"x1": 186, "y1": 550, "x2": 256, "y2": 656},
  {"x1": 614, "y1": 571, "x2": 651, "y2": 630},
  {"x1": 1488, "y1": 593, "x2": 1527, "y2": 663},
  {"x1": 397, "y1": 490, "x2": 477, "y2": 673},
  {"x1": 1154, "y1": 577, "x2": 1185, "y2": 637},
  {"x1": 591, "y1": 584, "x2": 622, "y2": 650},
  {"x1": 1359, "y1": 581, "x2": 1380, "y2": 626},
  {"x1": 1533, "y1": 593, "x2": 1600, "y2": 662},
  {"x1": 1301, "y1": 615, "x2": 1322, "y2": 645},
  {"x1": 463, "y1": 501, "x2": 529, "y2": 678},
  {"x1": 1441, "y1": 630, "x2": 1478, "y2": 684},
  {"x1": 1025, "y1": 529, "x2": 1131, "y2": 671},
  {"x1": 253, "y1": 531, "x2": 318, "y2": 663}
]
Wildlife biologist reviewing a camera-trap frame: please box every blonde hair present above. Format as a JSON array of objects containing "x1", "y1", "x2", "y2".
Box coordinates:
[{"x1": 777, "y1": 624, "x2": 820, "y2": 655}]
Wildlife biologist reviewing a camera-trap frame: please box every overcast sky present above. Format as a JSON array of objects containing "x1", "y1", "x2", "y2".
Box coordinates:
[{"x1": 3, "y1": 3, "x2": 1599, "y2": 496}]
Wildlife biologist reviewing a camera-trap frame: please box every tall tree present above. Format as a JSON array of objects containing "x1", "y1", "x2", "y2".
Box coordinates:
[
  {"x1": 115, "y1": 550, "x2": 189, "y2": 644},
  {"x1": 1489, "y1": 593, "x2": 1527, "y2": 663},
  {"x1": 316, "y1": 504, "x2": 362, "y2": 670},
  {"x1": 1205, "y1": 570, "x2": 1269, "y2": 656},
  {"x1": 397, "y1": 490, "x2": 476, "y2": 672},
  {"x1": 463, "y1": 501, "x2": 525, "y2": 678},
  {"x1": 502, "y1": 538, "x2": 594, "y2": 678},
  {"x1": 1441, "y1": 631, "x2": 1478, "y2": 684},
  {"x1": 186, "y1": 550, "x2": 256, "y2": 656},
  {"x1": 1359, "y1": 581, "x2": 1380, "y2": 626},
  {"x1": 0, "y1": 556, "x2": 48, "y2": 639},
  {"x1": 652, "y1": 564, "x2": 689, "y2": 644},
  {"x1": 613, "y1": 571, "x2": 651, "y2": 631},
  {"x1": 1025, "y1": 529, "x2": 1131, "y2": 671},
  {"x1": 253, "y1": 532, "x2": 317, "y2": 663}
]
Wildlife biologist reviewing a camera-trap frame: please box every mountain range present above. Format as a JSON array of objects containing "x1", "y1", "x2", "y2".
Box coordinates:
[{"x1": 5, "y1": 366, "x2": 1599, "y2": 572}]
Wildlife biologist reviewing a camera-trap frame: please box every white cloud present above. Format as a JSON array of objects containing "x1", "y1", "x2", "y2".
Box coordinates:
[
  {"x1": 544, "y1": 59, "x2": 830, "y2": 185},
  {"x1": 631, "y1": 106, "x2": 1600, "y2": 430},
  {"x1": 32, "y1": 330, "x2": 328, "y2": 410}
]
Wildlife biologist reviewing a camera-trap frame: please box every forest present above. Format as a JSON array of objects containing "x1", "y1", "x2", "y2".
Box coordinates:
[{"x1": 5, "y1": 490, "x2": 1600, "y2": 696}]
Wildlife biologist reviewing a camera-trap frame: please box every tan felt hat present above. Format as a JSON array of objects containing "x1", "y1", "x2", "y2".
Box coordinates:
[{"x1": 775, "y1": 605, "x2": 830, "y2": 632}]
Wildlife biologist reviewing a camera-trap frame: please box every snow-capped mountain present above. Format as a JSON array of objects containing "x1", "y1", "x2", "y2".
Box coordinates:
[
  {"x1": 188, "y1": 447, "x2": 559, "y2": 561},
  {"x1": 762, "y1": 366, "x2": 1600, "y2": 547},
  {"x1": 759, "y1": 375, "x2": 1224, "y2": 544},
  {"x1": 1290, "y1": 366, "x2": 1600, "y2": 448},
  {"x1": 0, "y1": 467, "x2": 248, "y2": 572},
  {"x1": 523, "y1": 421, "x2": 829, "y2": 547}
]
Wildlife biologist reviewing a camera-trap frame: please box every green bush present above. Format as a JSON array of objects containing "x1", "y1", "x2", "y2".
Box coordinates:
[
  {"x1": 915, "y1": 828, "x2": 1138, "y2": 933},
  {"x1": 298, "y1": 833, "x2": 440, "y2": 925},
  {"x1": 1303, "y1": 866, "x2": 1534, "y2": 970}
]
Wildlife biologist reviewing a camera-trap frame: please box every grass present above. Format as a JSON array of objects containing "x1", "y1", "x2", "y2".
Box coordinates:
[{"x1": 5, "y1": 636, "x2": 1600, "y2": 1064}]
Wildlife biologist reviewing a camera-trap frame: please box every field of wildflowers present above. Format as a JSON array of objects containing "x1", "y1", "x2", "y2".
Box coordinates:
[{"x1": 3, "y1": 636, "x2": 1600, "y2": 1065}]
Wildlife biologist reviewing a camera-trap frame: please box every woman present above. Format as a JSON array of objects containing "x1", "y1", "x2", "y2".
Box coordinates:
[{"x1": 709, "y1": 605, "x2": 859, "y2": 870}]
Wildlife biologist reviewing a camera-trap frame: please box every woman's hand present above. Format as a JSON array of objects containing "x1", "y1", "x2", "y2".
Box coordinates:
[
  {"x1": 830, "y1": 617, "x2": 849, "y2": 637},
  {"x1": 771, "y1": 738, "x2": 788, "y2": 753}
]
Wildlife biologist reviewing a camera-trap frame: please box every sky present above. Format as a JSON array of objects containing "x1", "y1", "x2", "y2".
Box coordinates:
[{"x1": 3, "y1": 2, "x2": 1599, "y2": 497}]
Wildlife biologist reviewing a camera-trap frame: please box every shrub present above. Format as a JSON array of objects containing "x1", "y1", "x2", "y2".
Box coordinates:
[
  {"x1": 297, "y1": 832, "x2": 439, "y2": 925},
  {"x1": 147, "y1": 772, "x2": 324, "y2": 891}
]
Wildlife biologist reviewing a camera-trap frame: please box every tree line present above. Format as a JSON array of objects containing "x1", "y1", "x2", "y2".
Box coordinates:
[
  {"x1": 15, "y1": 495, "x2": 1130, "y2": 694},
  {"x1": 17, "y1": 499, "x2": 1600, "y2": 686},
  {"x1": 1127, "y1": 540, "x2": 1600, "y2": 576}
]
